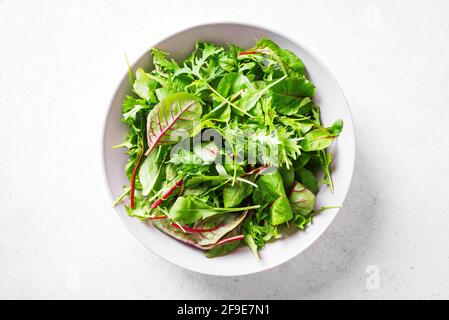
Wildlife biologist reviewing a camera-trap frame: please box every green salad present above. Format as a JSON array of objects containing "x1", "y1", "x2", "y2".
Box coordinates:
[{"x1": 113, "y1": 39, "x2": 343, "y2": 258}]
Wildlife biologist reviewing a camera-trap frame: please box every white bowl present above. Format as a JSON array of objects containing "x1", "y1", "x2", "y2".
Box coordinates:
[{"x1": 103, "y1": 23, "x2": 355, "y2": 276}]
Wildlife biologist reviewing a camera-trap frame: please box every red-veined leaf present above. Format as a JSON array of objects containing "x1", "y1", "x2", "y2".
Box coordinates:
[
  {"x1": 152, "y1": 211, "x2": 247, "y2": 249},
  {"x1": 145, "y1": 92, "x2": 202, "y2": 156}
]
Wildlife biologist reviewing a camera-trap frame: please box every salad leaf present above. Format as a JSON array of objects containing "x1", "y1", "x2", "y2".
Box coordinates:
[
  {"x1": 167, "y1": 196, "x2": 258, "y2": 225},
  {"x1": 269, "y1": 76, "x2": 315, "y2": 115},
  {"x1": 296, "y1": 167, "x2": 319, "y2": 193},
  {"x1": 138, "y1": 145, "x2": 166, "y2": 196},
  {"x1": 223, "y1": 180, "x2": 252, "y2": 208},
  {"x1": 145, "y1": 92, "x2": 202, "y2": 156},
  {"x1": 300, "y1": 119, "x2": 343, "y2": 151},
  {"x1": 253, "y1": 169, "x2": 293, "y2": 225},
  {"x1": 115, "y1": 38, "x2": 343, "y2": 258},
  {"x1": 289, "y1": 181, "x2": 315, "y2": 215}
]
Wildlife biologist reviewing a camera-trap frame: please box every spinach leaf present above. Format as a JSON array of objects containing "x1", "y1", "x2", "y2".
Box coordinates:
[
  {"x1": 167, "y1": 196, "x2": 258, "y2": 225},
  {"x1": 138, "y1": 145, "x2": 166, "y2": 196},
  {"x1": 223, "y1": 180, "x2": 252, "y2": 208},
  {"x1": 295, "y1": 167, "x2": 319, "y2": 193},
  {"x1": 279, "y1": 165, "x2": 295, "y2": 191},
  {"x1": 253, "y1": 169, "x2": 293, "y2": 225}
]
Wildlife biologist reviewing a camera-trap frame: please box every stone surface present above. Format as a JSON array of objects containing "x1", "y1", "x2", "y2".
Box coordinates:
[{"x1": 0, "y1": 0, "x2": 448, "y2": 299}]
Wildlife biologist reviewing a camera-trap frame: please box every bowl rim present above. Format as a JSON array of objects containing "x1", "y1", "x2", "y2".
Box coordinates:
[{"x1": 101, "y1": 21, "x2": 356, "y2": 276}]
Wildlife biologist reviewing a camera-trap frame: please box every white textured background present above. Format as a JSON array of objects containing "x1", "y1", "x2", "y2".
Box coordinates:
[{"x1": 1, "y1": 0, "x2": 449, "y2": 299}]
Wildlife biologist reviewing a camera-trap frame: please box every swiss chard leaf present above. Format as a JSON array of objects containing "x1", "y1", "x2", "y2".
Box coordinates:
[
  {"x1": 255, "y1": 38, "x2": 306, "y2": 76},
  {"x1": 269, "y1": 76, "x2": 315, "y2": 115},
  {"x1": 300, "y1": 119, "x2": 343, "y2": 151},
  {"x1": 289, "y1": 181, "x2": 315, "y2": 215},
  {"x1": 145, "y1": 92, "x2": 202, "y2": 156}
]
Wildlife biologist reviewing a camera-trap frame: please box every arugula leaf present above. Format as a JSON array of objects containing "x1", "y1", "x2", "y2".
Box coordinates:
[
  {"x1": 151, "y1": 48, "x2": 180, "y2": 72},
  {"x1": 318, "y1": 150, "x2": 334, "y2": 192}
]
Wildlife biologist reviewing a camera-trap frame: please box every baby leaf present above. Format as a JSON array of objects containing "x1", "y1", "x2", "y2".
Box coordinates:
[
  {"x1": 318, "y1": 150, "x2": 334, "y2": 192},
  {"x1": 216, "y1": 72, "x2": 253, "y2": 101},
  {"x1": 223, "y1": 180, "x2": 253, "y2": 208},
  {"x1": 238, "y1": 75, "x2": 286, "y2": 112},
  {"x1": 138, "y1": 146, "x2": 166, "y2": 196},
  {"x1": 295, "y1": 167, "x2": 318, "y2": 193},
  {"x1": 167, "y1": 196, "x2": 259, "y2": 225},
  {"x1": 289, "y1": 181, "x2": 315, "y2": 215},
  {"x1": 255, "y1": 38, "x2": 306, "y2": 76},
  {"x1": 329, "y1": 119, "x2": 344, "y2": 136},
  {"x1": 279, "y1": 165, "x2": 295, "y2": 191},
  {"x1": 269, "y1": 76, "x2": 315, "y2": 115},
  {"x1": 300, "y1": 119, "x2": 343, "y2": 151},
  {"x1": 300, "y1": 128, "x2": 336, "y2": 151},
  {"x1": 152, "y1": 212, "x2": 247, "y2": 250},
  {"x1": 253, "y1": 169, "x2": 293, "y2": 225},
  {"x1": 133, "y1": 68, "x2": 152, "y2": 100},
  {"x1": 145, "y1": 92, "x2": 202, "y2": 156}
]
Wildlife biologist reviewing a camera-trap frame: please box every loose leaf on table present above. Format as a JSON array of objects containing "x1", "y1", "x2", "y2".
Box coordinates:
[
  {"x1": 167, "y1": 196, "x2": 259, "y2": 225},
  {"x1": 288, "y1": 181, "x2": 315, "y2": 215},
  {"x1": 145, "y1": 92, "x2": 202, "y2": 156}
]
